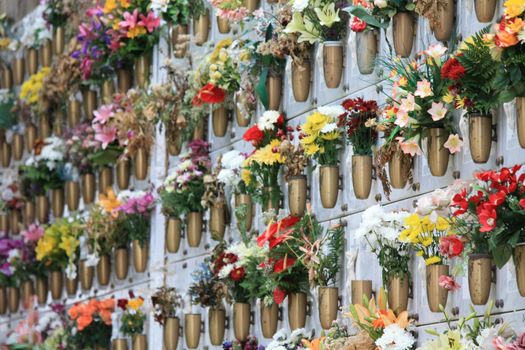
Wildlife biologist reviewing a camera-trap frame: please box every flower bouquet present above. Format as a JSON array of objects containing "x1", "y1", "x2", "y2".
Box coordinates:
[
  {"x1": 441, "y1": 32, "x2": 502, "y2": 164},
  {"x1": 208, "y1": 0, "x2": 250, "y2": 33},
  {"x1": 192, "y1": 39, "x2": 240, "y2": 137},
  {"x1": 21, "y1": 136, "x2": 67, "y2": 221},
  {"x1": 0, "y1": 90, "x2": 17, "y2": 130},
  {"x1": 151, "y1": 0, "x2": 190, "y2": 56},
  {"x1": 0, "y1": 237, "x2": 25, "y2": 313},
  {"x1": 222, "y1": 336, "x2": 263, "y2": 350},
  {"x1": 211, "y1": 239, "x2": 267, "y2": 341},
  {"x1": 19, "y1": 5, "x2": 52, "y2": 71},
  {"x1": 400, "y1": 203, "x2": 463, "y2": 312},
  {"x1": 450, "y1": 164, "x2": 525, "y2": 298},
  {"x1": 380, "y1": 44, "x2": 462, "y2": 177},
  {"x1": 285, "y1": 0, "x2": 348, "y2": 88},
  {"x1": 299, "y1": 105, "x2": 343, "y2": 208},
  {"x1": 20, "y1": 67, "x2": 51, "y2": 133},
  {"x1": 339, "y1": 97, "x2": 378, "y2": 199},
  {"x1": 189, "y1": 260, "x2": 227, "y2": 345},
  {"x1": 233, "y1": 41, "x2": 258, "y2": 126},
  {"x1": 346, "y1": 292, "x2": 415, "y2": 350},
  {"x1": 85, "y1": 198, "x2": 118, "y2": 285},
  {"x1": 158, "y1": 140, "x2": 210, "y2": 248},
  {"x1": 280, "y1": 140, "x2": 309, "y2": 216},
  {"x1": 42, "y1": 0, "x2": 74, "y2": 54},
  {"x1": 101, "y1": 0, "x2": 161, "y2": 88},
  {"x1": 346, "y1": 0, "x2": 415, "y2": 57},
  {"x1": 69, "y1": 298, "x2": 115, "y2": 349},
  {"x1": 485, "y1": 0, "x2": 525, "y2": 147},
  {"x1": 190, "y1": 0, "x2": 210, "y2": 45},
  {"x1": 117, "y1": 295, "x2": 148, "y2": 347},
  {"x1": 1, "y1": 182, "x2": 24, "y2": 235},
  {"x1": 152, "y1": 286, "x2": 183, "y2": 349},
  {"x1": 266, "y1": 328, "x2": 314, "y2": 349},
  {"x1": 203, "y1": 160, "x2": 229, "y2": 240},
  {"x1": 242, "y1": 110, "x2": 287, "y2": 212},
  {"x1": 356, "y1": 205, "x2": 411, "y2": 312},
  {"x1": 114, "y1": 189, "x2": 155, "y2": 273},
  {"x1": 35, "y1": 217, "x2": 82, "y2": 296}
]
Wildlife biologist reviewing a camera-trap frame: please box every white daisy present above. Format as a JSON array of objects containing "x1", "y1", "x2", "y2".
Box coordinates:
[{"x1": 257, "y1": 110, "x2": 281, "y2": 130}]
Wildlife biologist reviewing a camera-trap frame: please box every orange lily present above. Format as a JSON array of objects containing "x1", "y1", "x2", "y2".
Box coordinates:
[
  {"x1": 98, "y1": 189, "x2": 121, "y2": 216},
  {"x1": 302, "y1": 337, "x2": 325, "y2": 350}
]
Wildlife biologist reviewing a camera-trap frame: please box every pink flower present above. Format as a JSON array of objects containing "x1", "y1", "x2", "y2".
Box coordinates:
[
  {"x1": 93, "y1": 105, "x2": 114, "y2": 124},
  {"x1": 21, "y1": 224, "x2": 44, "y2": 243},
  {"x1": 93, "y1": 124, "x2": 117, "y2": 149},
  {"x1": 427, "y1": 101, "x2": 448, "y2": 121},
  {"x1": 438, "y1": 275, "x2": 460, "y2": 291},
  {"x1": 139, "y1": 11, "x2": 160, "y2": 32},
  {"x1": 414, "y1": 79, "x2": 433, "y2": 98},
  {"x1": 399, "y1": 94, "x2": 417, "y2": 112},
  {"x1": 444, "y1": 134, "x2": 463, "y2": 154},
  {"x1": 120, "y1": 9, "x2": 140, "y2": 30},
  {"x1": 397, "y1": 137, "x2": 422, "y2": 156},
  {"x1": 80, "y1": 58, "x2": 93, "y2": 80},
  {"x1": 395, "y1": 109, "x2": 410, "y2": 127}
]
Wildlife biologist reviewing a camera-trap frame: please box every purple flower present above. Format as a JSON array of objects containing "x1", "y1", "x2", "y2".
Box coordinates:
[{"x1": 0, "y1": 262, "x2": 12, "y2": 276}]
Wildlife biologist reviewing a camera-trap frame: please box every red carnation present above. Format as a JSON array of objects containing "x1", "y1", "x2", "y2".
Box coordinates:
[
  {"x1": 192, "y1": 83, "x2": 226, "y2": 106},
  {"x1": 243, "y1": 125, "x2": 264, "y2": 145},
  {"x1": 230, "y1": 267, "x2": 246, "y2": 281},
  {"x1": 439, "y1": 235, "x2": 464, "y2": 258},
  {"x1": 441, "y1": 57, "x2": 465, "y2": 81},
  {"x1": 273, "y1": 288, "x2": 286, "y2": 304},
  {"x1": 351, "y1": 17, "x2": 367, "y2": 32},
  {"x1": 273, "y1": 257, "x2": 296, "y2": 273}
]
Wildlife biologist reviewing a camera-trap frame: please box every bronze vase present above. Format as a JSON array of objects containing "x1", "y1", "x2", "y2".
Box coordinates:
[
  {"x1": 0, "y1": 213, "x2": 8, "y2": 235},
  {"x1": 427, "y1": 128, "x2": 450, "y2": 176},
  {"x1": 66, "y1": 274, "x2": 79, "y2": 297},
  {"x1": 134, "y1": 148, "x2": 148, "y2": 180},
  {"x1": 468, "y1": 254, "x2": 493, "y2": 305},
  {"x1": 468, "y1": 112, "x2": 493, "y2": 164},
  {"x1": 208, "y1": 307, "x2": 226, "y2": 345},
  {"x1": 517, "y1": 97, "x2": 525, "y2": 148},
  {"x1": 387, "y1": 276, "x2": 409, "y2": 314},
  {"x1": 53, "y1": 26, "x2": 65, "y2": 54},
  {"x1": 135, "y1": 54, "x2": 151, "y2": 88},
  {"x1": 291, "y1": 60, "x2": 311, "y2": 102},
  {"x1": 260, "y1": 302, "x2": 278, "y2": 338},
  {"x1": 431, "y1": 0, "x2": 454, "y2": 41},
  {"x1": 26, "y1": 48, "x2": 38, "y2": 75},
  {"x1": 187, "y1": 212, "x2": 203, "y2": 247},
  {"x1": 166, "y1": 217, "x2": 182, "y2": 253},
  {"x1": 132, "y1": 240, "x2": 148, "y2": 273},
  {"x1": 12, "y1": 57, "x2": 25, "y2": 85},
  {"x1": 426, "y1": 264, "x2": 449, "y2": 312},
  {"x1": 12, "y1": 134, "x2": 24, "y2": 160},
  {"x1": 115, "y1": 247, "x2": 129, "y2": 280},
  {"x1": 1, "y1": 67, "x2": 12, "y2": 90},
  {"x1": 21, "y1": 280, "x2": 34, "y2": 309},
  {"x1": 393, "y1": 12, "x2": 414, "y2": 57},
  {"x1": 475, "y1": 0, "x2": 497, "y2": 22},
  {"x1": 216, "y1": 16, "x2": 230, "y2": 34},
  {"x1": 318, "y1": 286, "x2": 338, "y2": 330},
  {"x1": 323, "y1": 42, "x2": 343, "y2": 88},
  {"x1": 132, "y1": 334, "x2": 147, "y2": 350},
  {"x1": 266, "y1": 74, "x2": 282, "y2": 110},
  {"x1": 351, "y1": 280, "x2": 372, "y2": 305},
  {"x1": 98, "y1": 166, "x2": 114, "y2": 194},
  {"x1": 209, "y1": 204, "x2": 226, "y2": 240},
  {"x1": 389, "y1": 150, "x2": 411, "y2": 189},
  {"x1": 319, "y1": 166, "x2": 339, "y2": 208},
  {"x1": 79, "y1": 260, "x2": 94, "y2": 291},
  {"x1": 97, "y1": 254, "x2": 111, "y2": 286},
  {"x1": 68, "y1": 99, "x2": 82, "y2": 127},
  {"x1": 23, "y1": 201, "x2": 35, "y2": 228},
  {"x1": 51, "y1": 188, "x2": 65, "y2": 218},
  {"x1": 117, "y1": 68, "x2": 133, "y2": 93},
  {"x1": 82, "y1": 88, "x2": 98, "y2": 120},
  {"x1": 0, "y1": 287, "x2": 6, "y2": 314},
  {"x1": 66, "y1": 181, "x2": 80, "y2": 212},
  {"x1": 355, "y1": 30, "x2": 378, "y2": 75},
  {"x1": 194, "y1": 11, "x2": 210, "y2": 46},
  {"x1": 184, "y1": 313, "x2": 202, "y2": 349},
  {"x1": 117, "y1": 159, "x2": 131, "y2": 190},
  {"x1": 288, "y1": 292, "x2": 307, "y2": 330},
  {"x1": 101, "y1": 80, "x2": 115, "y2": 104},
  {"x1": 352, "y1": 155, "x2": 373, "y2": 200},
  {"x1": 25, "y1": 123, "x2": 37, "y2": 151},
  {"x1": 50, "y1": 270, "x2": 63, "y2": 300},
  {"x1": 36, "y1": 195, "x2": 49, "y2": 224},
  {"x1": 163, "y1": 317, "x2": 180, "y2": 350},
  {"x1": 233, "y1": 303, "x2": 251, "y2": 342},
  {"x1": 40, "y1": 40, "x2": 52, "y2": 67},
  {"x1": 82, "y1": 173, "x2": 96, "y2": 204},
  {"x1": 514, "y1": 243, "x2": 525, "y2": 296},
  {"x1": 39, "y1": 114, "x2": 51, "y2": 139},
  {"x1": 235, "y1": 194, "x2": 253, "y2": 232},
  {"x1": 36, "y1": 276, "x2": 48, "y2": 306},
  {"x1": 9, "y1": 210, "x2": 21, "y2": 235},
  {"x1": 212, "y1": 105, "x2": 230, "y2": 137},
  {"x1": 287, "y1": 175, "x2": 307, "y2": 216},
  {"x1": 1, "y1": 142, "x2": 11, "y2": 168},
  {"x1": 7, "y1": 286, "x2": 20, "y2": 313}
]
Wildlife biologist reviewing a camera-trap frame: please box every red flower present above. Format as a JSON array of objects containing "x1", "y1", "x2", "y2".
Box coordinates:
[
  {"x1": 192, "y1": 84, "x2": 226, "y2": 106},
  {"x1": 350, "y1": 17, "x2": 367, "y2": 32},
  {"x1": 438, "y1": 275, "x2": 461, "y2": 291},
  {"x1": 257, "y1": 216, "x2": 300, "y2": 248},
  {"x1": 243, "y1": 125, "x2": 264, "y2": 145},
  {"x1": 273, "y1": 257, "x2": 296, "y2": 273},
  {"x1": 441, "y1": 57, "x2": 466, "y2": 80},
  {"x1": 520, "y1": 198, "x2": 525, "y2": 209},
  {"x1": 479, "y1": 207, "x2": 497, "y2": 232},
  {"x1": 117, "y1": 299, "x2": 128, "y2": 310},
  {"x1": 230, "y1": 267, "x2": 246, "y2": 281},
  {"x1": 273, "y1": 288, "x2": 286, "y2": 304},
  {"x1": 439, "y1": 235, "x2": 464, "y2": 258},
  {"x1": 451, "y1": 190, "x2": 468, "y2": 216},
  {"x1": 489, "y1": 190, "x2": 506, "y2": 206}
]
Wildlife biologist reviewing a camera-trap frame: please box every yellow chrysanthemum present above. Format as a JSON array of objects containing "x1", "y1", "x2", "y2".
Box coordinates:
[
  {"x1": 120, "y1": 0, "x2": 131, "y2": 8},
  {"x1": 504, "y1": 0, "x2": 525, "y2": 18},
  {"x1": 128, "y1": 298, "x2": 144, "y2": 311},
  {"x1": 20, "y1": 67, "x2": 51, "y2": 106},
  {"x1": 300, "y1": 134, "x2": 318, "y2": 145},
  {"x1": 425, "y1": 256, "x2": 442, "y2": 265},
  {"x1": 241, "y1": 168, "x2": 252, "y2": 185},
  {"x1": 320, "y1": 131, "x2": 340, "y2": 141},
  {"x1": 303, "y1": 143, "x2": 320, "y2": 156},
  {"x1": 251, "y1": 140, "x2": 285, "y2": 165},
  {"x1": 435, "y1": 216, "x2": 450, "y2": 231}
]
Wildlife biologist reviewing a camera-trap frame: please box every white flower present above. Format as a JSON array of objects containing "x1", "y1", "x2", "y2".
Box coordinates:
[
  {"x1": 257, "y1": 110, "x2": 281, "y2": 130},
  {"x1": 290, "y1": 328, "x2": 307, "y2": 340},
  {"x1": 65, "y1": 263, "x2": 77, "y2": 280},
  {"x1": 85, "y1": 253, "x2": 99, "y2": 267},
  {"x1": 374, "y1": 0, "x2": 388, "y2": 8},
  {"x1": 292, "y1": 0, "x2": 309, "y2": 12},
  {"x1": 217, "y1": 168, "x2": 239, "y2": 187},
  {"x1": 221, "y1": 150, "x2": 245, "y2": 170},
  {"x1": 317, "y1": 105, "x2": 345, "y2": 119},
  {"x1": 2, "y1": 188, "x2": 14, "y2": 201},
  {"x1": 320, "y1": 122, "x2": 338, "y2": 134},
  {"x1": 7, "y1": 249, "x2": 19, "y2": 263},
  {"x1": 151, "y1": 0, "x2": 169, "y2": 13},
  {"x1": 218, "y1": 263, "x2": 235, "y2": 279},
  {"x1": 375, "y1": 324, "x2": 415, "y2": 350},
  {"x1": 272, "y1": 328, "x2": 288, "y2": 341}
]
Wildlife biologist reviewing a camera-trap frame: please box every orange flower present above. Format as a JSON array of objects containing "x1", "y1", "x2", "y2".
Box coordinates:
[
  {"x1": 98, "y1": 190, "x2": 121, "y2": 216},
  {"x1": 99, "y1": 298, "x2": 116, "y2": 311},
  {"x1": 302, "y1": 337, "x2": 325, "y2": 350},
  {"x1": 76, "y1": 315, "x2": 93, "y2": 331},
  {"x1": 99, "y1": 309, "x2": 113, "y2": 325},
  {"x1": 506, "y1": 18, "x2": 525, "y2": 33},
  {"x1": 68, "y1": 305, "x2": 80, "y2": 320},
  {"x1": 496, "y1": 30, "x2": 519, "y2": 47}
]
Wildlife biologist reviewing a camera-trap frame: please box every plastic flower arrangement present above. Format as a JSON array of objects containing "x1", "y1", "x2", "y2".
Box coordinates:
[
  {"x1": 346, "y1": 292, "x2": 415, "y2": 350},
  {"x1": 380, "y1": 44, "x2": 462, "y2": 158},
  {"x1": 101, "y1": 0, "x2": 161, "y2": 66},
  {"x1": 158, "y1": 139, "x2": 211, "y2": 219},
  {"x1": 217, "y1": 149, "x2": 247, "y2": 193},
  {"x1": 222, "y1": 336, "x2": 264, "y2": 350},
  {"x1": 19, "y1": 5, "x2": 52, "y2": 49},
  {"x1": 35, "y1": 217, "x2": 83, "y2": 279},
  {"x1": 4, "y1": 309, "x2": 44, "y2": 347},
  {"x1": 0, "y1": 182, "x2": 24, "y2": 213},
  {"x1": 192, "y1": 39, "x2": 240, "y2": 110},
  {"x1": 284, "y1": 0, "x2": 348, "y2": 43},
  {"x1": 242, "y1": 110, "x2": 288, "y2": 209},
  {"x1": 19, "y1": 67, "x2": 51, "y2": 113},
  {"x1": 266, "y1": 328, "x2": 314, "y2": 350},
  {"x1": 85, "y1": 200, "x2": 118, "y2": 266},
  {"x1": 90, "y1": 103, "x2": 125, "y2": 167},
  {"x1": 419, "y1": 302, "x2": 516, "y2": 350},
  {"x1": 450, "y1": 164, "x2": 525, "y2": 268},
  {"x1": 299, "y1": 105, "x2": 344, "y2": 166},
  {"x1": 233, "y1": 41, "x2": 258, "y2": 124},
  {"x1": 356, "y1": 205, "x2": 411, "y2": 287},
  {"x1": 188, "y1": 259, "x2": 226, "y2": 309},
  {"x1": 64, "y1": 123, "x2": 100, "y2": 176},
  {"x1": 151, "y1": 0, "x2": 190, "y2": 26},
  {"x1": 484, "y1": 0, "x2": 525, "y2": 98},
  {"x1": 151, "y1": 286, "x2": 183, "y2": 325},
  {"x1": 0, "y1": 237, "x2": 25, "y2": 288},
  {"x1": 21, "y1": 136, "x2": 67, "y2": 197},
  {"x1": 441, "y1": 31, "x2": 503, "y2": 114},
  {"x1": 208, "y1": 0, "x2": 249, "y2": 22},
  {"x1": 118, "y1": 295, "x2": 147, "y2": 337},
  {"x1": 42, "y1": 0, "x2": 73, "y2": 28},
  {"x1": 346, "y1": 0, "x2": 389, "y2": 34},
  {"x1": 399, "y1": 211, "x2": 462, "y2": 266},
  {"x1": 69, "y1": 298, "x2": 115, "y2": 349},
  {"x1": 211, "y1": 239, "x2": 267, "y2": 304},
  {"x1": 114, "y1": 189, "x2": 156, "y2": 248},
  {"x1": 338, "y1": 97, "x2": 378, "y2": 156}
]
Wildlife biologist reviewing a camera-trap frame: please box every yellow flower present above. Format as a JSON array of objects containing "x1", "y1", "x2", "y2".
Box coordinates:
[
  {"x1": 303, "y1": 143, "x2": 320, "y2": 156},
  {"x1": 425, "y1": 256, "x2": 442, "y2": 265},
  {"x1": 399, "y1": 77, "x2": 408, "y2": 87},
  {"x1": 435, "y1": 216, "x2": 449, "y2": 231},
  {"x1": 59, "y1": 235, "x2": 79, "y2": 258},
  {"x1": 504, "y1": 0, "x2": 525, "y2": 18},
  {"x1": 300, "y1": 134, "x2": 318, "y2": 145},
  {"x1": 127, "y1": 25, "x2": 147, "y2": 39},
  {"x1": 320, "y1": 131, "x2": 340, "y2": 141},
  {"x1": 241, "y1": 168, "x2": 252, "y2": 185},
  {"x1": 442, "y1": 92, "x2": 454, "y2": 104},
  {"x1": 0, "y1": 37, "x2": 10, "y2": 48},
  {"x1": 98, "y1": 189, "x2": 121, "y2": 215},
  {"x1": 103, "y1": 0, "x2": 116, "y2": 13},
  {"x1": 20, "y1": 67, "x2": 50, "y2": 107},
  {"x1": 210, "y1": 39, "x2": 232, "y2": 62},
  {"x1": 128, "y1": 298, "x2": 144, "y2": 311},
  {"x1": 251, "y1": 140, "x2": 285, "y2": 165},
  {"x1": 35, "y1": 236, "x2": 58, "y2": 261},
  {"x1": 120, "y1": 0, "x2": 131, "y2": 8}
]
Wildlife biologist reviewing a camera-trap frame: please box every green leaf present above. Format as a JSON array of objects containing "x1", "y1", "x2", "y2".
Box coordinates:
[{"x1": 345, "y1": 6, "x2": 388, "y2": 29}]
